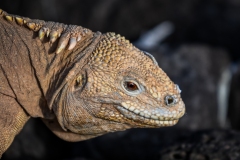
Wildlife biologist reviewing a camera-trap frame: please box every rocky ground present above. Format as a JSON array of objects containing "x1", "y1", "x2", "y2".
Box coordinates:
[{"x1": 159, "y1": 129, "x2": 240, "y2": 160}]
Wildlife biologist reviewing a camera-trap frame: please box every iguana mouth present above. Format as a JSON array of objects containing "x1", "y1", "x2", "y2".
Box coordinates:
[{"x1": 116, "y1": 105, "x2": 180, "y2": 127}]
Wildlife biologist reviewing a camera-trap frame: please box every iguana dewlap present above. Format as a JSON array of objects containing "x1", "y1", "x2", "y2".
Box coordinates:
[{"x1": 0, "y1": 9, "x2": 185, "y2": 157}]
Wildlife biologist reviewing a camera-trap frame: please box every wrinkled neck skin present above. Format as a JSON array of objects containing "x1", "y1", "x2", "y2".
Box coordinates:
[
  {"x1": 36, "y1": 32, "x2": 103, "y2": 118},
  {"x1": 0, "y1": 17, "x2": 101, "y2": 119},
  {"x1": 43, "y1": 32, "x2": 101, "y2": 111}
]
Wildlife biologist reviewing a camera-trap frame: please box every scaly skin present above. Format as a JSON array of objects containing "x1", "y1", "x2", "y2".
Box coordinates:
[{"x1": 0, "y1": 9, "x2": 185, "y2": 157}]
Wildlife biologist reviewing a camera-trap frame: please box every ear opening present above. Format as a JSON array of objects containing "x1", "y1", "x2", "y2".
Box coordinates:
[
  {"x1": 46, "y1": 32, "x2": 102, "y2": 111},
  {"x1": 74, "y1": 70, "x2": 87, "y2": 92}
]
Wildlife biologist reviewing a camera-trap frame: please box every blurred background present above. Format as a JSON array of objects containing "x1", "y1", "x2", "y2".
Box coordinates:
[{"x1": 1, "y1": 0, "x2": 240, "y2": 159}]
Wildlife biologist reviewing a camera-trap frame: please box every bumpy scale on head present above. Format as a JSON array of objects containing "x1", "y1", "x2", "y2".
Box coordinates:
[{"x1": 82, "y1": 32, "x2": 185, "y2": 128}]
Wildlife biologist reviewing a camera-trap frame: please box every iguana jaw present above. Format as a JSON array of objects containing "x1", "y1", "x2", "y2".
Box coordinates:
[{"x1": 115, "y1": 105, "x2": 183, "y2": 127}]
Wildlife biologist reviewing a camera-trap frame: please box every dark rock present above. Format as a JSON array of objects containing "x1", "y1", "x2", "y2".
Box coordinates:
[
  {"x1": 159, "y1": 129, "x2": 240, "y2": 160},
  {"x1": 228, "y1": 64, "x2": 240, "y2": 130}
]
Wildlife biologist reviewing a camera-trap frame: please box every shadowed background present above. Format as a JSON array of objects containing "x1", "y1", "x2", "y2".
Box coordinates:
[{"x1": 0, "y1": 0, "x2": 240, "y2": 159}]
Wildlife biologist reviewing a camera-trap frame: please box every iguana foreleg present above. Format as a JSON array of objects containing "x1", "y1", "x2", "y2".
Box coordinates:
[{"x1": 0, "y1": 94, "x2": 29, "y2": 158}]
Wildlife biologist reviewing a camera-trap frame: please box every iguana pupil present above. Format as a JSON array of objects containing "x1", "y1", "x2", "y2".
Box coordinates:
[{"x1": 124, "y1": 81, "x2": 138, "y2": 91}]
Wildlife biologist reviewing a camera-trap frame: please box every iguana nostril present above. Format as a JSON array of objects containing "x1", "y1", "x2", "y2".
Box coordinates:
[{"x1": 165, "y1": 95, "x2": 176, "y2": 106}]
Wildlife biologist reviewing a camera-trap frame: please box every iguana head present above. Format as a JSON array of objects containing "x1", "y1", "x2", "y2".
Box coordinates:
[{"x1": 55, "y1": 32, "x2": 185, "y2": 136}]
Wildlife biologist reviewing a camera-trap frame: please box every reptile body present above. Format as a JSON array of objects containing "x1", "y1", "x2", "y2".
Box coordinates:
[{"x1": 0, "y1": 9, "x2": 185, "y2": 157}]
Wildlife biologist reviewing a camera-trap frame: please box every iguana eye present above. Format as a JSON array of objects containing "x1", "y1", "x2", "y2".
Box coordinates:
[
  {"x1": 124, "y1": 81, "x2": 139, "y2": 91},
  {"x1": 121, "y1": 79, "x2": 143, "y2": 95}
]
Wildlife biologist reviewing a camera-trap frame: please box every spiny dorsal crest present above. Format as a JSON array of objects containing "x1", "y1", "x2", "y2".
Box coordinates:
[{"x1": 0, "y1": 9, "x2": 92, "y2": 54}]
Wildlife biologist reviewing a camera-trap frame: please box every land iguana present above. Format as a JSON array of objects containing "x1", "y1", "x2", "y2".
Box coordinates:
[{"x1": 0, "y1": 9, "x2": 185, "y2": 157}]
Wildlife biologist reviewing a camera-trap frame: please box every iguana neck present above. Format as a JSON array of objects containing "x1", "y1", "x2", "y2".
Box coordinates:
[
  {"x1": 0, "y1": 12, "x2": 102, "y2": 118},
  {"x1": 29, "y1": 30, "x2": 103, "y2": 114},
  {"x1": 44, "y1": 32, "x2": 102, "y2": 111}
]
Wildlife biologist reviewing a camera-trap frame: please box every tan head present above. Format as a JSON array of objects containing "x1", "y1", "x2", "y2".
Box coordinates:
[{"x1": 54, "y1": 32, "x2": 185, "y2": 136}]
